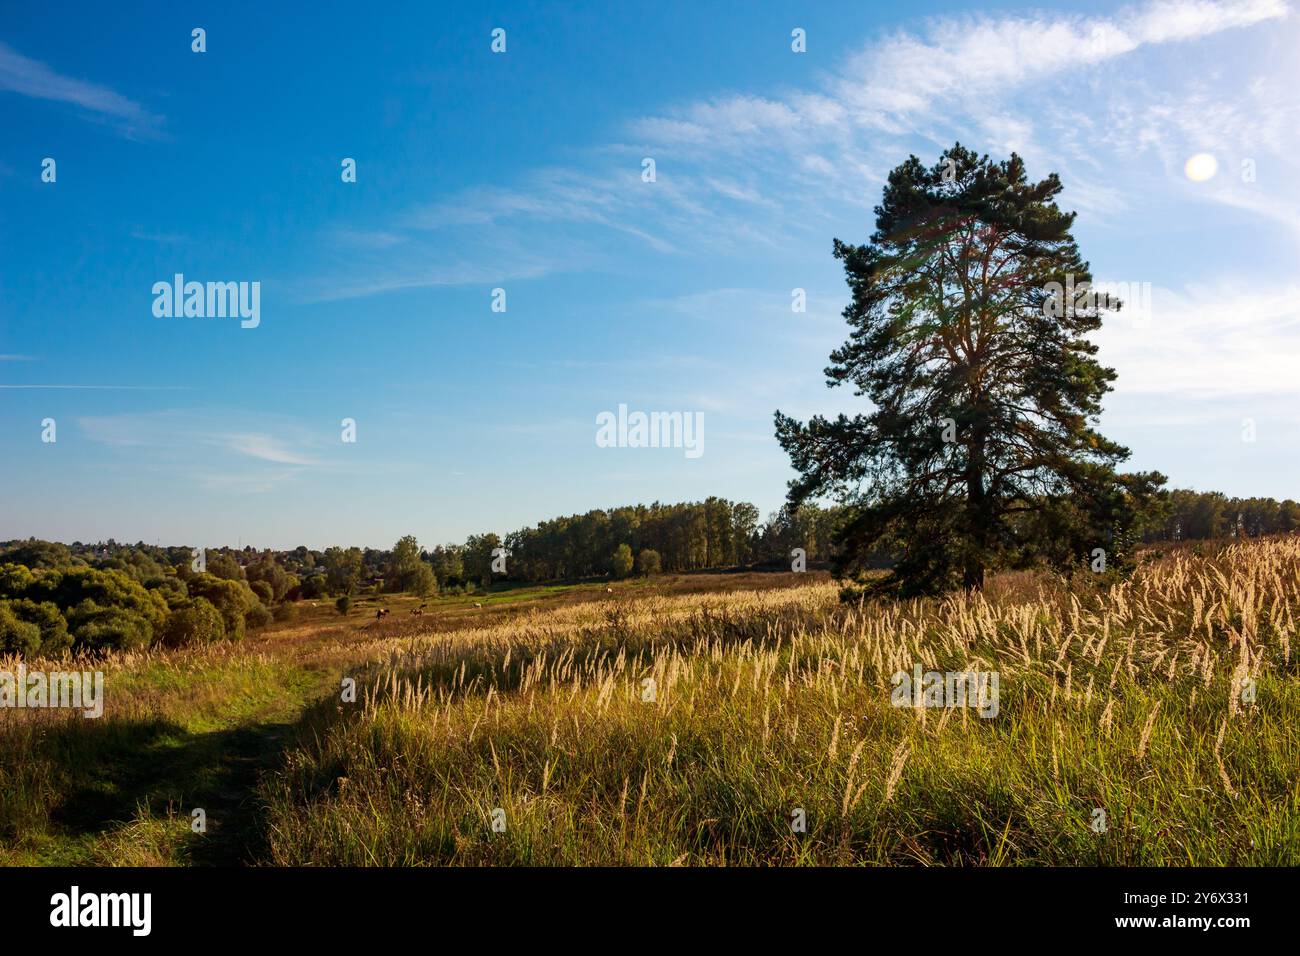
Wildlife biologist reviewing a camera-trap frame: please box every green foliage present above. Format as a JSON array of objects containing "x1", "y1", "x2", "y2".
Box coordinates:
[
  {"x1": 205, "y1": 551, "x2": 244, "y2": 581},
  {"x1": 335, "y1": 595, "x2": 352, "y2": 616},
  {"x1": 186, "y1": 574, "x2": 256, "y2": 642},
  {"x1": 95, "y1": 548, "x2": 167, "y2": 582},
  {"x1": 245, "y1": 603, "x2": 272, "y2": 631},
  {"x1": 1144, "y1": 489, "x2": 1300, "y2": 542},
  {"x1": 0, "y1": 563, "x2": 37, "y2": 597},
  {"x1": 5, "y1": 599, "x2": 71, "y2": 656},
  {"x1": 0, "y1": 562, "x2": 170, "y2": 655},
  {"x1": 245, "y1": 557, "x2": 292, "y2": 602},
  {"x1": 66, "y1": 602, "x2": 153, "y2": 652},
  {"x1": 144, "y1": 575, "x2": 189, "y2": 609},
  {"x1": 409, "y1": 563, "x2": 437, "y2": 597},
  {"x1": 272, "y1": 602, "x2": 299, "y2": 623},
  {"x1": 0, "y1": 539, "x2": 73, "y2": 570},
  {"x1": 385, "y1": 535, "x2": 432, "y2": 594},
  {"x1": 502, "y1": 498, "x2": 769, "y2": 581},
  {"x1": 776, "y1": 144, "x2": 1166, "y2": 595},
  {"x1": 299, "y1": 574, "x2": 329, "y2": 600},
  {"x1": 10, "y1": 566, "x2": 169, "y2": 651},
  {"x1": 610, "y1": 543, "x2": 634, "y2": 579},
  {"x1": 160, "y1": 598, "x2": 226, "y2": 648},
  {"x1": 463, "y1": 533, "x2": 503, "y2": 588},
  {"x1": 0, "y1": 603, "x2": 42, "y2": 656},
  {"x1": 249, "y1": 581, "x2": 274, "y2": 606},
  {"x1": 636, "y1": 548, "x2": 662, "y2": 576},
  {"x1": 429, "y1": 545, "x2": 464, "y2": 588},
  {"x1": 322, "y1": 547, "x2": 363, "y2": 596}
]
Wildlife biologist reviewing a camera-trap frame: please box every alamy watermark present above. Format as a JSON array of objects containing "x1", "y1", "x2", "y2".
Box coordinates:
[
  {"x1": 1, "y1": 666, "x2": 104, "y2": 718},
  {"x1": 891, "y1": 665, "x2": 999, "y2": 718},
  {"x1": 50, "y1": 886, "x2": 150, "y2": 936},
  {"x1": 1043, "y1": 275, "x2": 1151, "y2": 326},
  {"x1": 152, "y1": 274, "x2": 260, "y2": 329},
  {"x1": 595, "y1": 404, "x2": 704, "y2": 459}
]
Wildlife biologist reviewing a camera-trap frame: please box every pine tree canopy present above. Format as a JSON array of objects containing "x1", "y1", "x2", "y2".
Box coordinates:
[{"x1": 775, "y1": 144, "x2": 1166, "y2": 596}]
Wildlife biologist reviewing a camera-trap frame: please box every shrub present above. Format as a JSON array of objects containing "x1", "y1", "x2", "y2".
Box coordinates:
[
  {"x1": 250, "y1": 581, "x2": 274, "y2": 606},
  {"x1": 245, "y1": 558, "x2": 292, "y2": 602},
  {"x1": 0, "y1": 602, "x2": 41, "y2": 656},
  {"x1": 335, "y1": 595, "x2": 352, "y2": 615},
  {"x1": 186, "y1": 574, "x2": 257, "y2": 642},
  {"x1": 205, "y1": 551, "x2": 244, "y2": 581},
  {"x1": 0, "y1": 539, "x2": 73, "y2": 569},
  {"x1": 636, "y1": 549, "x2": 662, "y2": 576},
  {"x1": 0, "y1": 562, "x2": 37, "y2": 598},
  {"x1": 66, "y1": 602, "x2": 153, "y2": 652},
  {"x1": 610, "y1": 543, "x2": 634, "y2": 579},
  {"x1": 7, "y1": 599, "x2": 71, "y2": 656},
  {"x1": 410, "y1": 563, "x2": 437, "y2": 598},
  {"x1": 24, "y1": 566, "x2": 169, "y2": 642},
  {"x1": 299, "y1": 574, "x2": 329, "y2": 600},
  {"x1": 144, "y1": 575, "x2": 189, "y2": 609},
  {"x1": 245, "y1": 602, "x2": 272, "y2": 631},
  {"x1": 272, "y1": 602, "x2": 299, "y2": 623},
  {"x1": 159, "y1": 598, "x2": 226, "y2": 648}
]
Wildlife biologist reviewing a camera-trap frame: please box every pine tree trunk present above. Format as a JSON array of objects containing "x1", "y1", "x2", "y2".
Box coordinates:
[{"x1": 964, "y1": 427, "x2": 989, "y2": 591}]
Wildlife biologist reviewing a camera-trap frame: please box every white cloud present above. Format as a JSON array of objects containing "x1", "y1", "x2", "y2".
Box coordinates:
[
  {"x1": 78, "y1": 412, "x2": 323, "y2": 470},
  {"x1": 1094, "y1": 281, "x2": 1300, "y2": 398},
  {"x1": 214, "y1": 433, "x2": 319, "y2": 466},
  {"x1": 0, "y1": 40, "x2": 162, "y2": 136},
  {"x1": 632, "y1": 0, "x2": 1287, "y2": 147}
]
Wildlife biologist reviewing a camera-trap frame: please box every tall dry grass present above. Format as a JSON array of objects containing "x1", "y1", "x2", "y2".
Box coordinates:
[{"x1": 259, "y1": 538, "x2": 1300, "y2": 865}]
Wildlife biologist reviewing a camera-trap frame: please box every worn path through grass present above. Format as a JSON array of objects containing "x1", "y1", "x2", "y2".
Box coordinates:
[{"x1": 3, "y1": 575, "x2": 792, "y2": 865}]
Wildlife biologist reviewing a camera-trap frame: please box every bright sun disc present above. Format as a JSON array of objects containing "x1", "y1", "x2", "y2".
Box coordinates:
[{"x1": 1184, "y1": 153, "x2": 1218, "y2": 182}]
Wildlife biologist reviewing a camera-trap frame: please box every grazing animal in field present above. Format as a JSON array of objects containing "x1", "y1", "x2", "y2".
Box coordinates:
[
  {"x1": 474, "y1": 602, "x2": 482, "y2": 608},
  {"x1": 606, "y1": 587, "x2": 613, "y2": 593},
  {"x1": 375, "y1": 608, "x2": 390, "y2": 621},
  {"x1": 410, "y1": 608, "x2": 423, "y2": 616}
]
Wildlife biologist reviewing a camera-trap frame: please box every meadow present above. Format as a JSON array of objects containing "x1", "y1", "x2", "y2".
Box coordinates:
[{"x1": 2, "y1": 540, "x2": 1297, "y2": 866}]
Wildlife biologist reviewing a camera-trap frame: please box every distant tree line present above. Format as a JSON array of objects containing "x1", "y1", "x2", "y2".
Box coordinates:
[
  {"x1": 2, "y1": 487, "x2": 1294, "y2": 657},
  {"x1": 310, "y1": 500, "x2": 849, "y2": 594},
  {"x1": 1142, "y1": 489, "x2": 1300, "y2": 542},
  {"x1": 0, "y1": 539, "x2": 290, "y2": 658}
]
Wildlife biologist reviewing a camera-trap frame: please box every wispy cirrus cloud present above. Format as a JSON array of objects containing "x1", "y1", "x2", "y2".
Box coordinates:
[
  {"x1": 77, "y1": 411, "x2": 324, "y2": 472},
  {"x1": 1094, "y1": 281, "x2": 1300, "y2": 399},
  {"x1": 0, "y1": 40, "x2": 162, "y2": 137},
  {"x1": 310, "y1": 0, "x2": 1293, "y2": 305},
  {"x1": 630, "y1": 0, "x2": 1288, "y2": 147},
  {"x1": 208, "y1": 432, "x2": 320, "y2": 466}
]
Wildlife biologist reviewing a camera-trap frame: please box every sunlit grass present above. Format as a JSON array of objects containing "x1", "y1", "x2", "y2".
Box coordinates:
[
  {"x1": 4, "y1": 545, "x2": 1297, "y2": 866},
  {"x1": 260, "y1": 540, "x2": 1300, "y2": 865}
]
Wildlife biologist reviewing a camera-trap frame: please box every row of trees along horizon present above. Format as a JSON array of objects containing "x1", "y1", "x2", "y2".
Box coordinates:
[
  {"x1": 3, "y1": 144, "x2": 1292, "y2": 656},
  {"x1": 0, "y1": 488, "x2": 1292, "y2": 658}
]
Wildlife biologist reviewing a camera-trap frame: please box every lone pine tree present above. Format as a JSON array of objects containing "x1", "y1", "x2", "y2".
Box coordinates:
[{"x1": 775, "y1": 144, "x2": 1165, "y2": 596}]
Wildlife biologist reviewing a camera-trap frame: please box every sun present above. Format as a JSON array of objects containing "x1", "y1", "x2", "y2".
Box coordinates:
[{"x1": 1184, "y1": 153, "x2": 1218, "y2": 182}]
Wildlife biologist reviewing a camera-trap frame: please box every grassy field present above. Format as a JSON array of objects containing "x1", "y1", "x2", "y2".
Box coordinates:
[{"x1": 2, "y1": 543, "x2": 1297, "y2": 866}]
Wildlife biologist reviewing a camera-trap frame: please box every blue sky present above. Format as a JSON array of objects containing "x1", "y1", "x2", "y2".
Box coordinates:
[{"x1": 2, "y1": 0, "x2": 1298, "y2": 549}]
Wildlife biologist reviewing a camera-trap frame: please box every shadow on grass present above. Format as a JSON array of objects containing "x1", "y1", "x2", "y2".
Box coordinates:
[{"x1": 42, "y1": 715, "x2": 296, "y2": 865}]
